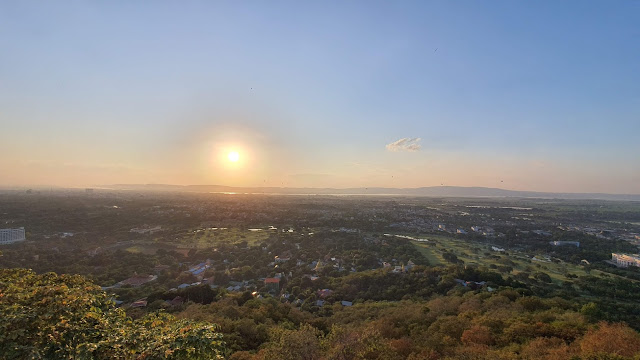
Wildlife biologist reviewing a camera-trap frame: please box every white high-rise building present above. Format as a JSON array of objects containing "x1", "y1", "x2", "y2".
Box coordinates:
[{"x1": 0, "y1": 227, "x2": 26, "y2": 245}]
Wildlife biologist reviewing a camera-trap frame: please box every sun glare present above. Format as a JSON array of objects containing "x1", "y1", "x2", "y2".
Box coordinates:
[{"x1": 227, "y1": 151, "x2": 240, "y2": 162}]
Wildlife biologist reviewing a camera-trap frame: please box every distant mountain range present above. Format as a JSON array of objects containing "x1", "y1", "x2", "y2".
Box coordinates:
[{"x1": 102, "y1": 184, "x2": 640, "y2": 201}]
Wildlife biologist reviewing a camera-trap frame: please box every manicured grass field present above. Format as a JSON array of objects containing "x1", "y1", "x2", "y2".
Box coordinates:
[
  {"x1": 123, "y1": 243, "x2": 175, "y2": 255},
  {"x1": 412, "y1": 242, "x2": 444, "y2": 266},
  {"x1": 410, "y1": 234, "x2": 594, "y2": 284},
  {"x1": 178, "y1": 227, "x2": 272, "y2": 249}
]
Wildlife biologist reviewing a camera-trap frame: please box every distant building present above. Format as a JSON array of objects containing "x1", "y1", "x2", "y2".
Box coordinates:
[
  {"x1": 130, "y1": 226, "x2": 162, "y2": 234},
  {"x1": 130, "y1": 299, "x2": 148, "y2": 308},
  {"x1": 550, "y1": 241, "x2": 580, "y2": 248},
  {"x1": 264, "y1": 277, "x2": 280, "y2": 293},
  {"x1": 187, "y1": 261, "x2": 211, "y2": 278},
  {"x1": 612, "y1": 253, "x2": 640, "y2": 268},
  {"x1": 0, "y1": 227, "x2": 26, "y2": 245},
  {"x1": 118, "y1": 274, "x2": 157, "y2": 287},
  {"x1": 454, "y1": 279, "x2": 467, "y2": 286},
  {"x1": 455, "y1": 279, "x2": 486, "y2": 289},
  {"x1": 483, "y1": 227, "x2": 495, "y2": 236},
  {"x1": 274, "y1": 256, "x2": 290, "y2": 263},
  {"x1": 169, "y1": 296, "x2": 184, "y2": 307}
]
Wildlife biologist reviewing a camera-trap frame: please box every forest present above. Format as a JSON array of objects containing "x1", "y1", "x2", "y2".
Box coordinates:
[{"x1": 3, "y1": 266, "x2": 640, "y2": 359}]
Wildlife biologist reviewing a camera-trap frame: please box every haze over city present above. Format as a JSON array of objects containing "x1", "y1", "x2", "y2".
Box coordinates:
[{"x1": 1, "y1": 1, "x2": 639, "y2": 193}]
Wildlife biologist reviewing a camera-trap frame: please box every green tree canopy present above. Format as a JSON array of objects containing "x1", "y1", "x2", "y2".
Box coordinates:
[{"x1": 0, "y1": 269, "x2": 225, "y2": 359}]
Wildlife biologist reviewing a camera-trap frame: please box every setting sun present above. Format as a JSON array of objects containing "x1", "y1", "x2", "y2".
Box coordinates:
[{"x1": 227, "y1": 151, "x2": 240, "y2": 162}]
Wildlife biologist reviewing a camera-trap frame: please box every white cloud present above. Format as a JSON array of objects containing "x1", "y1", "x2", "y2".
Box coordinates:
[{"x1": 385, "y1": 137, "x2": 422, "y2": 152}]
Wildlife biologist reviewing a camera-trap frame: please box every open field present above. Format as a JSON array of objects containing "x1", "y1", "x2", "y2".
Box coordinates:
[
  {"x1": 123, "y1": 245, "x2": 158, "y2": 254},
  {"x1": 411, "y1": 241, "x2": 445, "y2": 265},
  {"x1": 410, "y1": 234, "x2": 595, "y2": 283},
  {"x1": 175, "y1": 227, "x2": 273, "y2": 249}
]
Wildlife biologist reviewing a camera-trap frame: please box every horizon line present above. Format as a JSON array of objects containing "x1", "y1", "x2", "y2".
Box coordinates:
[{"x1": 2, "y1": 183, "x2": 639, "y2": 198}]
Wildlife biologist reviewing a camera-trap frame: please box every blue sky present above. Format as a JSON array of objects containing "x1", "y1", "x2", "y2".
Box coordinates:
[{"x1": 1, "y1": 1, "x2": 638, "y2": 192}]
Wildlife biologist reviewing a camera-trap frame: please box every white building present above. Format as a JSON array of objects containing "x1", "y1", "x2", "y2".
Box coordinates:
[
  {"x1": 130, "y1": 225, "x2": 162, "y2": 234},
  {"x1": 0, "y1": 227, "x2": 26, "y2": 245},
  {"x1": 612, "y1": 253, "x2": 640, "y2": 268},
  {"x1": 550, "y1": 241, "x2": 580, "y2": 248}
]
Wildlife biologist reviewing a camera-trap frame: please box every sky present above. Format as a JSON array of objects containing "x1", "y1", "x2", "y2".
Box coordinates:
[{"x1": 1, "y1": 1, "x2": 639, "y2": 193}]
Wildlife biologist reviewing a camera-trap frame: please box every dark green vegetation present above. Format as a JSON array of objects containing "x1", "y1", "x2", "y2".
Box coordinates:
[
  {"x1": 0, "y1": 269, "x2": 225, "y2": 359},
  {"x1": 1, "y1": 190, "x2": 640, "y2": 359}
]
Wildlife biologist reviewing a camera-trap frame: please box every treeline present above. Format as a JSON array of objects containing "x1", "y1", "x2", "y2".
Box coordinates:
[
  {"x1": 178, "y1": 287, "x2": 640, "y2": 359},
  {"x1": 3, "y1": 267, "x2": 640, "y2": 359}
]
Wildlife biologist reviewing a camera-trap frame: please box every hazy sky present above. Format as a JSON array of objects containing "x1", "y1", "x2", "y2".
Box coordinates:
[{"x1": 1, "y1": 1, "x2": 639, "y2": 193}]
